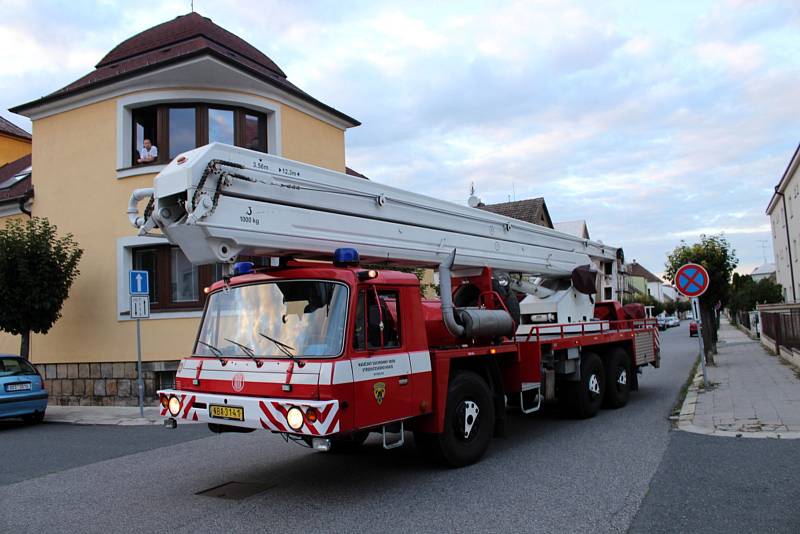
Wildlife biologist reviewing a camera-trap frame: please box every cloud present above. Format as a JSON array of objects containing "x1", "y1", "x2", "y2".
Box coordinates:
[{"x1": 1, "y1": 0, "x2": 797, "y2": 276}]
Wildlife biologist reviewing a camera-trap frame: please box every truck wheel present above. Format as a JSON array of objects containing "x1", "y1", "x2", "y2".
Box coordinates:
[
  {"x1": 436, "y1": 371, "x2": 495, "y2": 467},
  {"x1": 565, "y1": 352, "x2": 604, "y2": 419},
  {"x1": 603, "y1": 348, "x2": 631, "y2": 409},
  {"x1": 329, "y1": 431, "x2": 370, "y2": 453}
]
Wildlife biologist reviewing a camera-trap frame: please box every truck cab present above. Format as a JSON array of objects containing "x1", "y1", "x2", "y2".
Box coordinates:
[{"x1": 159, "y1": 250, "x2": 433, "y2": 444}]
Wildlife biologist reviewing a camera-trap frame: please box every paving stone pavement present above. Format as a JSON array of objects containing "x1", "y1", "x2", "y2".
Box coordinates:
[{"x1": 678, "y1": 318, "x2": 800, "y2": 439}]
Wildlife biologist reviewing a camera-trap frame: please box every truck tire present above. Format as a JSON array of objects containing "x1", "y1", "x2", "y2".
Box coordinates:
[
  {"x1": 329, "y1": 431, "x2": 370, "y2": 453},
  {"x1": 603, "y1": 347, "x2": 631, "y2": 409},
  {"x1": 565, "y1": 352, "x2": 604, "y2": 419},
  {"x1": 435, "y1": 371, "x2": 495, "y2": 467}
]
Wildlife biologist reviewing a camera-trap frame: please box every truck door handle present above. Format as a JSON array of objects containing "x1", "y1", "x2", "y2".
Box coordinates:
[{"x1": 399, "y1": 376, "x2": 409, "y2": 386}]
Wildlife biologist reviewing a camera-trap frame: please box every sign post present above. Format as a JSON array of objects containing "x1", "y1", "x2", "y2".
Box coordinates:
[
  {"x1": 675, "y1": 263, "x2": 710, "y2": 387},
  {"x1": 129, "y1": 270, "x2": 150, "y2": 417}
]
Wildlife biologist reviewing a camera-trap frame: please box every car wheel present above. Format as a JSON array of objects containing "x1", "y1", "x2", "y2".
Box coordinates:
[{"x1": 22, "y1": 410, "x2": 45, "y2": 424}]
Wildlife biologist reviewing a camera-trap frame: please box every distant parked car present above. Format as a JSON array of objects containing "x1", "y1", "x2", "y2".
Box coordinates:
[
  {"x1": 689, "y1": 321, "x2": 698, "y2": 337},
  {"x1": 657, "y1": 316, "x2": 668, "y2": 331},
  {"x1": 667, "y1": 316, "x2": 680, "y2": 328},
  {"x1": 0, "y1": 355, "x2": 47, "y2": 423}
]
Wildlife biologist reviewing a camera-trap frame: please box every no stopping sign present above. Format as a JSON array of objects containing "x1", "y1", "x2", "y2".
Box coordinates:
[{"x1": 675, "y1": 263, "x2": 709, "y2": 298}]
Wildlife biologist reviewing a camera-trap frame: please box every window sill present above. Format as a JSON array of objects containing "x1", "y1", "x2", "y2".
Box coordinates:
[
  {"x1": 118, "y1": 310, "x2": 203, "y2": 321},
  {"x1": 117, "y1": 164, "x2": 167, "y2": 179}
]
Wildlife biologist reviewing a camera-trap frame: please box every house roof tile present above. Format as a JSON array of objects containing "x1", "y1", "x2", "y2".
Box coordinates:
[
  {"x1": 476, "y1": 198, "x2": 553, "y2": 228},
  {"x1": 0, "y1": 154, "x2": 33, "y2": 203},
  {"x1": 11, "y1": 13, "x2": 359, "y2": 127},
  {"x1": 627, "y1": 262, "x2": 662, "y2": 283},
  {"x1": 0, "y1": 116, "x2": 31, "y2": 141}
]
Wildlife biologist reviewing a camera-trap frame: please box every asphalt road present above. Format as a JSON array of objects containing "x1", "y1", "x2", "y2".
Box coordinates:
[
  {"x1": 1, "y1": 326, "x2": 698, "y2": 533},
  {"x1": 631, "y1": 427, "x2": 800, "y2": 533}
]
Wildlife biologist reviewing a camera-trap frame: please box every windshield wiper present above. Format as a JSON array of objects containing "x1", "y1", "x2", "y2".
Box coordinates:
[
  {"x1": 224, "y1": 337, "x2": 262, "y2": 367},
  {"x1": 259, "y1": 332, "x2": 304, "y2": 368},
  {"x1": 196, "y1": 341, "x2": 226, "y2": 364}
]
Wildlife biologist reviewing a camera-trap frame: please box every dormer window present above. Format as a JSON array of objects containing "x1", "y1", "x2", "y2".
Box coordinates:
[{"x1": 132, "y1": 103, "x2": 268, "y2": 166}]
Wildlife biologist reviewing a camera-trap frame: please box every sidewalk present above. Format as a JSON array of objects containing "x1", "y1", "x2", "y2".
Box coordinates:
[
  {"x1": 677, "y1": 318, "x2": 800, "y2": 439},
  {"x1": 45, "y1": 405, "x2": 167, "y2": 426}
]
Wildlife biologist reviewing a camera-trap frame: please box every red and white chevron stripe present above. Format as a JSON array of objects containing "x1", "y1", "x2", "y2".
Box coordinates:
[{"x1": 158, "y1": 389, "x2": 339, "y2": 436}]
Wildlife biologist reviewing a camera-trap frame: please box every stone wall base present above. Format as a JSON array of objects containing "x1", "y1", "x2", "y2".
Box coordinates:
[{"x1": 33, "y1": 361, "x2": 179, "y2": 407}]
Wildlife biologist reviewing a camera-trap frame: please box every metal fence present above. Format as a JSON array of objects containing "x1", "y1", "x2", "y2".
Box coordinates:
[
  {"x1": 760, "y1": 309, "x2": 800, "y2": 350},
  {"x1": 735, "y1": 310, "x2": 751, "y2": 330}
]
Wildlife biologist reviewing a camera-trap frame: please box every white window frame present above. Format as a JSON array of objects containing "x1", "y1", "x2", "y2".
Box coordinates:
[
  {"x1": 116, "y1": 236, "x2": 204, "y2": 321},
  {"x1": 116, "y1": 89, "x2": 282, "y2": 179}
]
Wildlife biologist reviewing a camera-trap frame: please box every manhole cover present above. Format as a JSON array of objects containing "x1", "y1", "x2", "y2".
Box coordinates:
[{"x1": 197, "y1": 481, "x2": 275, "y2": 500}]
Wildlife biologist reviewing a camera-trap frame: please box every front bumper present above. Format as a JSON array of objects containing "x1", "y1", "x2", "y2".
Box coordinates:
[{"x1": 158, "y1": 389, "x2": 340, "y2": 436}]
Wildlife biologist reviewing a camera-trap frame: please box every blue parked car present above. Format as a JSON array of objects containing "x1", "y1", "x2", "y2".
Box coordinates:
[{"x1": 0, "y1": 355, "x2": 47, "y2": 423}]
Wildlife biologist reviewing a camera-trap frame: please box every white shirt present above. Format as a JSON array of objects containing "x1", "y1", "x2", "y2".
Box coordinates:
[{"x1": 139, "y1": 146, "x2": 158, "y2": 160}]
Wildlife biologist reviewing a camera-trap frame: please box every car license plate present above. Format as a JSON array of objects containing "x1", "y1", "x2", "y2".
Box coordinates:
[
  {"x1": 6, "y1": 382, "x2": 31, "y2": 392},
  {"x1": 209, "y1": 404, "x2": 244, "y2": 421}
]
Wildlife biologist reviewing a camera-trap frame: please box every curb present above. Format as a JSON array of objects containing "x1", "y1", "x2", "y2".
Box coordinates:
[{"x1": 676, "y1": 366, "x2": 800, "y2": 440}]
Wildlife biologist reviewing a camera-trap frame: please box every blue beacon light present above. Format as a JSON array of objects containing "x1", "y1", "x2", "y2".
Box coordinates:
[
  {"x1": 233, "y1": 261, "x2": 255, "y2": 275},
  {"x1": 333, "y1": 248, "x2": 360, "y2": 266}
]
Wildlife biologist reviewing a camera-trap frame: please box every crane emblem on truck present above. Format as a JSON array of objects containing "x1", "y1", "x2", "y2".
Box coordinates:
[{"x1": 373, "y1": 382, "x2": 386, "y2": 405}]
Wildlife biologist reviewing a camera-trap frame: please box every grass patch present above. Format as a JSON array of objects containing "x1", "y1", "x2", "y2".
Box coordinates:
[{"x1": 671, "y1": 356, "x2": 700, "y2": 420}]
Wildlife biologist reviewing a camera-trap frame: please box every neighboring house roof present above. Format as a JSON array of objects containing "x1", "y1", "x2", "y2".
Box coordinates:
[
  {"x1": 627, "y1": 262, "x2": 663, "y2": 283},
  {"x1": 10, "y1": 12, "x2": 360, "y2": 128},
  {"x1": 345, "y1": 167, "x2": 369, "y2": 180},
  {"x1": 0, "y1": 116, "x2": 31, "y2": 141},
  {"x1": 751, "y1": 263, "x2": 776, "y2": 276},
  {"x1": 476, "y1": 198, "x2": 554, "y2": 228},
  {"x1": 0, "y1": 154, "x2": 33, "y2": 203},
  {"x1": 554, "y1": 219, "x2": 589, "y2": 239}
]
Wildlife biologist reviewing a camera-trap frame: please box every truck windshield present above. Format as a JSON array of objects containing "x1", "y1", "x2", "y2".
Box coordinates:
[{"x1": 195, "y1": 280, "x2": 349, "y2": 359}]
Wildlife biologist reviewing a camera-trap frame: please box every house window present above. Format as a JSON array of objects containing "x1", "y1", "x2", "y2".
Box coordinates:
[
  {"x1": 168, "y1": 107, "x2": 197, "y2": 158},
  {"x1": 171, "y1": 248, "x2": 199, "y2": 302},
  {"x1": 208, "y1": 108, "x2": 234, "y2": 145},
  {"x1": 131, "y1": 246, "x2": 223, "y2": 311},
  {"x1": 130, "y1": 104, "x2": 269, "y2": 166},
  {"x1": 603, "y1": 262, "x2": 613, "y2": 276},
  {"x1": 132, "y1": 107, "x2": 158, "y2": 165},
  {"x1": 604, "y1": 287, "x2": 613, "y2": 300}
]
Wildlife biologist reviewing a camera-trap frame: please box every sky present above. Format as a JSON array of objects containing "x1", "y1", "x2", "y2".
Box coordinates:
[{"x1": 1, "y1": 0, "x2": 798, "y2": 280}]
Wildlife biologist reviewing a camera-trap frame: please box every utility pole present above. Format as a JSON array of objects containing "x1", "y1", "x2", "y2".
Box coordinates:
[{"x1": 757, "y1": 239, "x2": 769, "y2": 264}]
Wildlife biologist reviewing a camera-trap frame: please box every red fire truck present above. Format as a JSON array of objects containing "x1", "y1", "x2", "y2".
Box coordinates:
[{"x1": 128, "y1": 143, "x2": 659, "y2": 466}]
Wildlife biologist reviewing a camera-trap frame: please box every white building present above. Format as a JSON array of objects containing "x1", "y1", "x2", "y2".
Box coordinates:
[
  {"x1": 751, "y1": 263, "x2": 777, "y2": 282},
  {"x1": 767, "y1": 144, "x2": 800, "y2": 302},
  {"x1": 554, "y1": 219, "x2": 621, "y2": 301}
]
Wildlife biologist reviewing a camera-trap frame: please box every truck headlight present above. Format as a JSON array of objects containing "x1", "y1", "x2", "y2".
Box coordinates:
[
  {"x1": 286, "y1": 407, "x2": 304, "y2": 431},
  {"x1": 168, "y1": 395, "x2": 182, "y2": 416}
]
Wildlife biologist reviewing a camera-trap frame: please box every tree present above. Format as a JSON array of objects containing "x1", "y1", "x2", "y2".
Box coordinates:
[
  {"x1": 0, "y1": 218, "x2": 83, "y2": 360},
  {"x1": 665, "y1": 234, "x2": 738, "y2": 364},
  {"x1": 728, "y1": 273, "x2": 783, "y2": 319}
]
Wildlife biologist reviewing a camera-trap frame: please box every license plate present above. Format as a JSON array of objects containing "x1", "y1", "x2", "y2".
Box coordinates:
[
  {"x1": 209, "y1": 404, "x2": 244, "y2": 421},
  {"x1": 6, "y1": 383, "x2": 31, "y2": 392}
]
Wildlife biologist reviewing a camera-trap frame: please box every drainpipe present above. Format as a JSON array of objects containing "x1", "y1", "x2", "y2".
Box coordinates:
[
  {"x1": 775, "y1": 187, "x2": 797, "y2": 302},
  {"x1": 18, "y1": 194, "x2": 32, "y2": 218}
]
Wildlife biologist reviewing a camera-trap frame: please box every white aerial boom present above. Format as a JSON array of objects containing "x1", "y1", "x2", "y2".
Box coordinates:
[{"x1": 128, "y1": 144, "x2": 618, "y2": 288}]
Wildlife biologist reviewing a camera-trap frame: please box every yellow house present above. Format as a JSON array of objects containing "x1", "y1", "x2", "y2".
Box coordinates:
[
  {"x1": 0, "y1": 116, "x2": 32, "y2": 166},
  {"x1": 2, "y1": 12, "x2": 359, "y2": 405}
]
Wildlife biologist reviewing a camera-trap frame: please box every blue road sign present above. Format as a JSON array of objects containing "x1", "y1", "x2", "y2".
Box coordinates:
[
  {"x1": 675, "y1": 263, "x2": 709, "y2": 298},
  {"x1": 129, "y1": 270, "x2": 149, "y2": 295}
]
